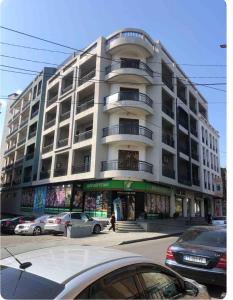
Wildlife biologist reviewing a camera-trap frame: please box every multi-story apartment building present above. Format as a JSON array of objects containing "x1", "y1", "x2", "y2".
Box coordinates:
[
  {"x1": 0, "y1": 67, "x2": 56, "y2": 213},
  {"x1": 0, "y1": 29, "x2": 223, "y2": 219}
]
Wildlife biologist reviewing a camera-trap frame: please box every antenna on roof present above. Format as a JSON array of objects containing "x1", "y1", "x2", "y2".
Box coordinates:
[{"x1": 4, "y1": 248, "x2": 32, "y2": 270}]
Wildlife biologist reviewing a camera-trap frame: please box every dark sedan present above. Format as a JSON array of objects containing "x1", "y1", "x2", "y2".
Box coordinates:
[
  {"x1": 1, "y1": 216, "x2": 36, "y2": 234},
  {"x1": 165, "y1": 226, "x2": 226, "y2": 288}
]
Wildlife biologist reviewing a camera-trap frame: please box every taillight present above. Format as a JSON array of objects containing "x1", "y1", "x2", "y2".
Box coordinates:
[
  {"x1": 56, "y1": 218, "x2": 61, "y2": 224},
  {"x1": 216, "y1": 254, "x2": 226, "y2": 269},
  {"x1": 166, "y1": 246, "x2": 175, "y2": 260}
]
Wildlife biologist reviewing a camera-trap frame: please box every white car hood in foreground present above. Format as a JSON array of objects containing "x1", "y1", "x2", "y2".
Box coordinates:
[{"x1": 0, "y1": 245, "x2": 141, "y2": 284}]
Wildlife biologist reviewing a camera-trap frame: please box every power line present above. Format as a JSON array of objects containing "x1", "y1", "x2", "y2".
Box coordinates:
[
  {"x1": 0, "y1": 54, "x2": 58, "y2": 66},
  {"x1": 0, "y1": 26, "x2": 226, "y2": 67}
]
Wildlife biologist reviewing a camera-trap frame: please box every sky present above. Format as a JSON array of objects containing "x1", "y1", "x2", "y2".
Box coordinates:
[{"x1": 0, "y1": 0, "x2": 226, "y2": 166}]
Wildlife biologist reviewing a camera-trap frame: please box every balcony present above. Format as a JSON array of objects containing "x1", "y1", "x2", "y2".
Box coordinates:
[
  {"x1": 162, "y1": 134, "x2": 174, "y2": 148},
  {"x1": 179, "y1": 144, "x2": 189, "y2": 156},
  {"x1": 25, "y1": 153, "x2": 34, "y2": 161},
  {"x1": 31, "y1": 109, "x2": 39, "y2": 119},
  {"x1": 103, "y1": 125, "x2": 152, "y2": 139},
  {"x1": 190, "y1": 127, "x2": 198, "y2": 137},
  {"x1": 191, "y1": 152, "x2": 199, "y2": 161},
  {"x1": 12, "y1": 177, "x2": 22, "y2": 185},
  {"x1": 54, "y1": 168, "x2": 67, "y2": 177},
  {"x1": 28, "y1": 130, "x2": 36, "y2": 139},
  {"x1": 79, "y1": 70, "x2": 95, "y2": 86},
  {"x1": 13, "y1": 111, "x2": 20, "y2": 120},
  {"x1": 44, "y1": 119, "x2": 56, "y2": 130},
  {"x1": 40, "y1": 170, "x2": 51, "y2": 180},
  {"x1": 105, "y1": 30, "x2": 154, "y2": 57},
  {"x1": 61, "y1": 84, "x2": 73, "y2": 95},
  {"x1": 22, "y1": 101, "x2": 30, "y2": 111},
  {"x1": 46, "y1": 95, "x2": 58, "y2": 108},
  {"x1": 5, "y1": 163, "x2": 14, "y2": 170},
  {"x1": 178, "y1": 175, "x2": 191, "y2": 186},
  {"x1": 59, "y1": 111, "x2": 70, "y2": 122},
  {"x1": 15, "y1": 158, "x2": 24, "y2": 166},
  {"x1": 4, "y1": 145, "x2": 16, "y2": 155},
  {"x1": 104, "y1": 91, "x2": 153, "y2": 114},
  {"x1": 101, "y1": 160, "x2": 153, "y2": 174},
  {"x1": 42, "y1": 144, "x2": 53, "y2": 154},
  {"x1": 74, "y1": 130, "x2": 93, "y2": 143},
  {"x1": 76, "y1": 99, "x2": 94, "y2": 114},
  {"x1": 105, "y1": 59, "x2": 153, "y2": 84},
  {"x1": 57, "y1": 138, "x2": 69, "y2": 148},
  {"x1": 17, "y1": 138, "x2": 26, "y2": 147},
  {"x1": 23, "y1": 176, "x2": 32, "y2": 183},
  {"x1": 162, "y1": 167, "x2": 175, "y2": 179},
  {"x1": 162, "y1": 105, "x2": 174, "y2": 119},
  {"x1": 7, "y1": 126, "x2": 18, "y2": 138},
  {"x1": 72, "y1": 163, "x2": 90, "y2": 174}
]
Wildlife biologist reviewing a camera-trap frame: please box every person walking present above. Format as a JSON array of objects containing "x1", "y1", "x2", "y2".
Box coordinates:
[{"x1": 109, "y1": 213, "x2": 116, "y2": 232}]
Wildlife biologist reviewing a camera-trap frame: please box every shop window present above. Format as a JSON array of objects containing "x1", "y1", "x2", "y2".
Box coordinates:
[
  {"x1": 144, "y1": 194, "x2": 169, "y2": 219},
  {"x1": 175, "y1": 198, "x2": 183, "y2": 217}
]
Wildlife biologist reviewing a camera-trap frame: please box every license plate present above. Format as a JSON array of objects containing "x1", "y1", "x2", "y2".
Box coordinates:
[{"x1": 183, "y1": 255, "x2": 207, "y2": 264}]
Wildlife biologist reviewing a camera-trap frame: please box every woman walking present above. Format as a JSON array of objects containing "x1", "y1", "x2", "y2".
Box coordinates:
[{"x1": 109, "y1": 213, "x2": 116, "y2": 232}]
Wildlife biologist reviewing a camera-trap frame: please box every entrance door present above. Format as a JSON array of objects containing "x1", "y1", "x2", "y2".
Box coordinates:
[
  {"x1": 118, "y1": 150, "x2": 139, "y2": 171},
  {"x1": 135, "y1": 192, "x2": 144, "y2": 219}
]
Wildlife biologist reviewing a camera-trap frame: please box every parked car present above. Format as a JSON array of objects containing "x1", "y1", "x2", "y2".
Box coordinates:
[
  {"x1": 0, "y1": 245, "x2": 210, "y2": 299},
  {"x1": 44, "y1": 212, "x2": 103, "y2": 235},
  {"x1": 14, "y1": 215, "x2": 52, "y2": 236},
  {"x1": 165, "y1": 226, "x2": 226, "y2": 287},
  {"x1": 1, "y1": 216, "x2": 36, "y2": 234},
  {"x1": 212, "y1": 216, "x2": 226, "y2": 226}
]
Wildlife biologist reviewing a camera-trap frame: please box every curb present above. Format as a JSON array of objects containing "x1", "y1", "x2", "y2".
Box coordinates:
[{"x1": 119, "y1": 232, "x2": 183, "y2": 245}]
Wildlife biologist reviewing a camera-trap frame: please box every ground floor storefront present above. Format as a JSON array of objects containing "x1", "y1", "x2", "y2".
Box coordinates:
[{"x1": 0, "y1": 180, "x2": 225, "y2": 219}]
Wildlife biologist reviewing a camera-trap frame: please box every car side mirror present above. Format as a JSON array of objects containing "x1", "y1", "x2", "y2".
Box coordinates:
[{"x1": 184, "y1": 281, "x2": 199, "y2": 297}]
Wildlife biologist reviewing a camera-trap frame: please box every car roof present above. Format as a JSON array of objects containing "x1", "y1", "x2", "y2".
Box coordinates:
[{"x1": 0, "y1": 245, "x2": 142, "y2": 284}]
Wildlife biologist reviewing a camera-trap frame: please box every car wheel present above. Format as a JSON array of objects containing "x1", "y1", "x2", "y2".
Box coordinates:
[
  {"x1": 33, "y1": 226, "x2": 42, "y2": 236},
  {"x1": 93, "y1": 224, "x2": 101, "y2": 234}
]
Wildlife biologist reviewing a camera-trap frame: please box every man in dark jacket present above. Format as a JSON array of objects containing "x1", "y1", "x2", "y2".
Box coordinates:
[{"x1": 109, "y1": 213, "x2": 116, "y2": 232}]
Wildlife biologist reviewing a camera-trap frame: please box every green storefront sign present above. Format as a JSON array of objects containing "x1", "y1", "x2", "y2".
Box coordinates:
[{"x1": 83, "y1": 180, "x2": 170, "y2": 195}]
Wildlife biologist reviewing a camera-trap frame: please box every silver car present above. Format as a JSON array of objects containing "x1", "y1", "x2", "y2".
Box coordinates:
[
  {"x1": 44, "y1": 212, "x2": 103, "y2": 235},
  {"x1": 0, "y1": 245, "x2": 209, "y2": 299},
  {"x1": 14, "y1": 215, "x2": 52, "y2": 235}
]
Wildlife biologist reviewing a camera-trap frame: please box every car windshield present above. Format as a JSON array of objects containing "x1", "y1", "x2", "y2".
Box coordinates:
[
  {"x1": 54, "y1": 213, "x2": 68, "y2": 218},
  {"x1": 1, "y1": 265, "x2": 64, "y2": 299},
  {"x1": 178, "y1": 229, "x2": 226, "y2": 247}
]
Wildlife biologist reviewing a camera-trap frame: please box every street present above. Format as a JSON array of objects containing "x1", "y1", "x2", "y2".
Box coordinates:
[{"x1": 1, "y1": 232, "x2": 225, "y2": 299}]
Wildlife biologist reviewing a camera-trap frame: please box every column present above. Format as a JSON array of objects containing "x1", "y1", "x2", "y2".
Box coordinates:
[
  {"x1": 169, "y1": 189, "x2": 176, "y2": 217},
  {"x1": 201, "y1": 200, "x2": 205, "y2": 217},
  {"x1": 183, "y1": 198, "x2": 188, "y2": 217},
  {"x1": 190, "y1": 198, "x2": 195, "y2": 217}
]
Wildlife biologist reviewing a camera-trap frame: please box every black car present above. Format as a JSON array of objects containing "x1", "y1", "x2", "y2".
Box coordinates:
[
  {"x1": 1, "y1": 216, "x2": 36, "y2": 234},
  {"x1": 165, "y1": 226, "x2": 226, "y2": 287}
]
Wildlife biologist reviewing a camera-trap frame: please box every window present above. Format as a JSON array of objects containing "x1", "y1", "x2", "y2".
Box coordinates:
[
  {"x1": 138, "y1": 268, "x2": 182, "y2": 299},
  {"x1": 33, "y1": 85, "x2": 37, "y2": 99},
  {"x1": 76, "y1": 267, "x2": 141, "y2": 299},
  {"x1": 37, "y1": 80, "x2": 42, "y2": 96},
  {"x1": 71, "y1": 213, "x2": 81, "y2": 219}
]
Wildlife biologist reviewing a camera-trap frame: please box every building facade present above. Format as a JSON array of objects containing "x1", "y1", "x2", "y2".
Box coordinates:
[{"x1": 0, "y1": 29, "x2": 223, "y2": 219}]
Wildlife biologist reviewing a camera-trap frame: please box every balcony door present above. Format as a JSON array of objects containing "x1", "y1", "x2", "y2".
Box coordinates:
[
  {"x1": 119, "y1": 118, "x2": 139, "y2": 135},
  {"x1": 118, "y1": 150, "x2": 139, "y2": 171},
  {"x1": 120, "y1": 87, "x2": 139, "y2": 101},
  {"x1": 120, "y1": 58, "x2": 140, "y2": 69}
]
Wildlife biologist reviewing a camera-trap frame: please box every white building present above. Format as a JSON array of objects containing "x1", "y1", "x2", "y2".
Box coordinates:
[{"x1": 0, "y1": 29, "x2": 223, "y2": 219}]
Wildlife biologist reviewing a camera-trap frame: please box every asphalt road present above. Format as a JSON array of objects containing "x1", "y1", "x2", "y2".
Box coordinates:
[{"x1": 114, "y1": 237, "x2": 226, "y2": 299}]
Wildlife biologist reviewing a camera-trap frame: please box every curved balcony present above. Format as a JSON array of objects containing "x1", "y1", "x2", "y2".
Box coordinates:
[
  {"x1": 101, "y1": 160, "x2": 153, "y2": 175},
  {"x1": 105, "y1": 59, "x2": 153, "y2": 84},
  {"x1": 105, "y1": 29, "x2": 154, "y2": 57},
  {"x1": 102, "y1": 124, "x2": 153, "y2": 147},
  {"x1": 104, "y1": 91, "x2": 153, "y2": 115}
]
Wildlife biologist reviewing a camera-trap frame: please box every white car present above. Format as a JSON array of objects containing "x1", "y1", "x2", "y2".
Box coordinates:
[
  {"x1": 44, "y1": 212, "x2": 103, "y2": 235},
  {"x1": 14, "y1": 215, "x2": 52, "y2": 235},
  {"x1": 0, "y1": 245, "x2": 209, "y2": 299}
]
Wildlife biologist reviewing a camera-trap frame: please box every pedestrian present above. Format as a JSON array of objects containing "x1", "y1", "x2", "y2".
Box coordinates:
[{"x1": 109, "y1": 213, "x2": 116, "y2": 232}]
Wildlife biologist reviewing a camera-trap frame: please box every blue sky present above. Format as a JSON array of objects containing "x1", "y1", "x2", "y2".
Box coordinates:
[{"x1": 0, "y1": 0, "x2": 226, "y2": 166}]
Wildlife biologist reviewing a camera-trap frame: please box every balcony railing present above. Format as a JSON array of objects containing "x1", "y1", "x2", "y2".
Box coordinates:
[
  {"x1": 12, "y1": 177, "x2": 22, "y2": 185},
  {"x1": 193, "y1": 178, "x2": 200, "y2": 186},
  {"x1": 4, "y1": 145, "x2": 16, "y2": 154},
  {"x1": 162, "y1": 134, "x2": 174, "y2": 147},
  {"x1": 57, "y1": 138, "x2": 68, "y2": 148},
  {"x1": 61, "y1": 84, "x2": 73, "y2": 94},
  {"x1": 42, "y1": 143, "x2": 53, "y2": 154},
  {"x1": 7, "y1": 126, "x2": 18, "y2": 138},
  {"x1": 44, "y1": 119, "x2": 56, "y2": 130},
  {"x1": 20, "y1": 119, "x2": 28, "y2": 128},
  {"x1": 101, "y1": 160, "x2": 153, "y2": 174},
  {"x1": 22, "y1": 101, "x2": 30, "y2": 111},
  {"x1": 28, "y1": 130, "x2": 36, "y2": 139},
  {"x1": 31, "y1": 109, "x2": 39, "y2": 119},
  {"x1": 190, "y1": 105, "x2": 197, "y2": 114},
  {"x1": 178, "y1": 175, "x2": 191, "y2": 186},
  {"x1": 74, "y1": 130, "x2": 93, "y2": 143},
  {"x1": 72, "y1": 163, "x2": 90, "y2": 174},
  {"x1": 103, "y1": 125, "x2": 153, "y2": 140},
  {"x1": 191, "y1": 152, "x2": 199, "y2": 161},
  {"x1": 179, "y1": 144, "x2": 189, "y2": 156},
  {"x1": 23, "y1": 176, "x2": 32, "y2": 183},
  {"x1": 105, "y1": 59, "x2": 153, "y2": 77},
  {"x1": 162, "y1": 105, "x2": 174, "y2": 119},
  {"x1": 76, "y1": 99, "x2": 94, "y2": 114},
  {"x1": 162, "y1": 167, "x2": 175, "y2": 179},
  {"x1": 15, "y1": 158, "x2": 24, "y2": 165},
  {"x1": 79, "y1": 69, "x2": 96, "y2": 86},
  {"x1": 25, "y1": 153, "x2": 34, "y2": 161},
  {"x1": 17, "y1": 138, "x2": 26, "y2": 147},
  {"x1": 59, "y1": 111, "x2": 70, "y2": 122},
  {"x1": 54, "y1": 168, "x2": 67, "y2": 177},
  {"x1": 46, "y1": 95, "x2": 58, "y2": 107},
  {"x1": 13, "y1": 111, "x2": 20, "y2": 120},
  {"x1": 40, "y1": 170, "x2": 51, "y2": 180},
  {"x1": 104, "y1": 91, "x2": 153, "y2": 108},
  {"x1": 190, "y1": 127, "x2": 198, "y2": 137},
  {"x1": 177, "y1": 93, "x2": 187, "y2": 104},
  {"x1": 5, "y1": 163, "x2": 14, "y2": 170},
  {"x1": 162, "y1": 76, "x2": 173, "y2": 91},
  {"x1": 179, "y1": 118, "x2": 189, "y2": 130}
]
